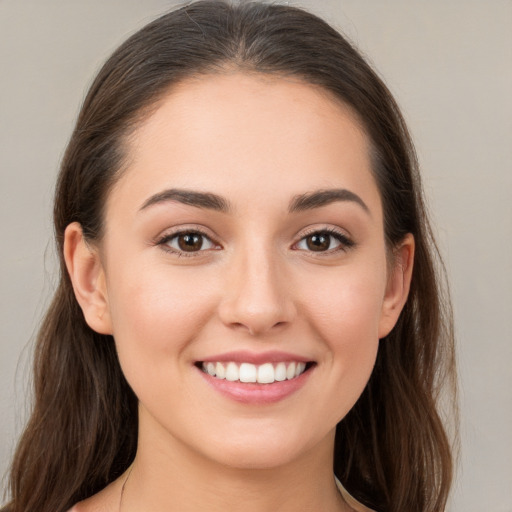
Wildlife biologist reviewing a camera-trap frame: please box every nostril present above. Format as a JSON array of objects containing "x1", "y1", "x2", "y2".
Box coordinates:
[
  {"x1": 230, "y1": 322, "x2": 253, "y2": 334},
  {"x1": 217, "y1": 279, "x2": 297, "y2": 336},
  {"x1": 246, "y1": 321, "x2": 289, "y2": 336}
]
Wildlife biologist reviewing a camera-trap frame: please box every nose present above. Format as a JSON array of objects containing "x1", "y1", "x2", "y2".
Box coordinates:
[{"x1": 218, "y1": 246, "x2": 296, "y2": 336}]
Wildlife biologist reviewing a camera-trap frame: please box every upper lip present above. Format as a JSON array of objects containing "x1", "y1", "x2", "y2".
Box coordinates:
[{"x1": 198, "y1": 350, "x2": 313, "y2": 365}]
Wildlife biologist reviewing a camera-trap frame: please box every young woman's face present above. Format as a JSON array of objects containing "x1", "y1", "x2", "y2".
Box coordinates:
[{"x1": 87, "y1": 73, "x2": 411, "y2": 470}]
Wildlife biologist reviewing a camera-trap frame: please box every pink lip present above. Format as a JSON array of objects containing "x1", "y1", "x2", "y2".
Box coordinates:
[
  {"x1": 199, "y1": 350, "x2": 312, "y2": 365},
  {"x1": 196, "y1": 364, "x2": 314, "y2": 406}
]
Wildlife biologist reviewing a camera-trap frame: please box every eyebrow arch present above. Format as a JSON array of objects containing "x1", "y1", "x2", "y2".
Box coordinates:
[
  {"x1": 289, "y1": 188, "x2": 370, "y2": 215},
  {"x1": 139, "y1": 188, "x2": 231, "y2": 213}
]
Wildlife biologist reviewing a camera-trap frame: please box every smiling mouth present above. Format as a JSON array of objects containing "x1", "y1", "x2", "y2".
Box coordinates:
[{"x1": 196, "y1": 361, "x2": 315, "y2": 384}]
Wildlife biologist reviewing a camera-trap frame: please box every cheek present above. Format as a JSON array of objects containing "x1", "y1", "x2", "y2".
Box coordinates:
[
  {"x1": 302, "y1": 261, "x2": 387, "y2": 341},
  {"x1": 104, "y1": 262, "x2": 222, "y2": 422},
  {"x1": 297, "y1": 260, "x2": 386, "y2": 405},
  {"x1": 105, "y1": 261, "x2": 218, "y2": 362}
]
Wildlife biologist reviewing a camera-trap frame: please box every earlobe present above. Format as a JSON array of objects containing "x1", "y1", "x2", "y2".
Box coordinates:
[
  {"x1": 378, "y1": 233, "x2": 415, "y2": 339},
  {"x1": 63, "y1": 222, "x2": 112, "y2": 335}
]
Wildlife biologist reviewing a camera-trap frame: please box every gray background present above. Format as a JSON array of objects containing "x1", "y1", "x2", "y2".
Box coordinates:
[{"x1": 1, "y1": 1, "x2": 511, "y2": 510}]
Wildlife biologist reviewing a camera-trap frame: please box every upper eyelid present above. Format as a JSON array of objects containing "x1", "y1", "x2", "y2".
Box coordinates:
[{"x1": 296, "y1": 225, "x2": 352, "y2": 241}]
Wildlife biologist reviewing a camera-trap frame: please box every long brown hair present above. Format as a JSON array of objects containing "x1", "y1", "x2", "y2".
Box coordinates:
[{"x1": 3, "y1": 2, "x2": 456, "y2": 511}]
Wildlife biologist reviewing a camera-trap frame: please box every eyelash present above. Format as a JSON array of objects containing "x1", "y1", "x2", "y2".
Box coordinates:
[
  {"x1": 294, "y1": 227, "x2": 355, "y2": 254},
  {"x1": 155, "y1": 227, "x2": 355, "y2": 257},
  {"x1": 156, "y1": 228, "x2": 219, "y2": 257}
]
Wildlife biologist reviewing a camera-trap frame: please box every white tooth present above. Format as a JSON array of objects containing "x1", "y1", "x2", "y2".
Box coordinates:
[
  {"x1": 286, "y1": 362, "x2": 296, "y2": 380},
  {"x1": 295, "y1": 362, "x2": 306, "y2": 377},
  {"x1": 239, "y1": 363, "x2": 257, "y2": 383},
  {"x1": 257, "y1": 363, "x2": 275, "y2": 384},
  {"x1": 215, "y1": 362, "x2": 226, "y2": 379},
  {"x1": 225, "y1": 362, "x2": 239, "y2": 381},
  {"x1": 206, "y1": 362, "x2": 216, "y2": 376},
  {"x1": 274, "y1": 362, "x2": 287, "y2": 381}
]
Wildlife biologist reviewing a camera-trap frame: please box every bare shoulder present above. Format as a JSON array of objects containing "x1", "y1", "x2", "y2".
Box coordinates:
[
  {"x1": 67, "y1": 476, "x2": 124, "y2": 512},
  {"x1": 66, "y1": 496, "x2": 112, "y2": 512}
]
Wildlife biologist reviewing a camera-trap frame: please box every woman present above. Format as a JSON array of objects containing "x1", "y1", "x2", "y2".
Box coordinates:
[{"x1": 3, "y1": 1, "x2": 456, "y2": 511}]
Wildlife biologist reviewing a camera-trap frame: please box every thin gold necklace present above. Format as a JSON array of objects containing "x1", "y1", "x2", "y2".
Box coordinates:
[
  {"x1": 118, "y1": 468, "x2": 357, "y2": 512},
  {"x1": 119, "y1": 465, "x2": 133, "y2": 512}
]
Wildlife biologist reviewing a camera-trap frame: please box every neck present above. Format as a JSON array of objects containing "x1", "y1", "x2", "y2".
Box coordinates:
[{"x1": 121, "y1": 413, "x2": 348, "y2": 512}]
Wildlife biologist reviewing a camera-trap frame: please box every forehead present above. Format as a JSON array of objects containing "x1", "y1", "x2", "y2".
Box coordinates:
[{"x1": 109, "y1": 72, "x2": 381, "y2": 218}]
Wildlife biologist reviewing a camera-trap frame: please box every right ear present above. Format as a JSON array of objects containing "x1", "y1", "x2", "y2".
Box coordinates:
[{"x1": 63, "y1": 222, "x2": 112, "y2": 335}]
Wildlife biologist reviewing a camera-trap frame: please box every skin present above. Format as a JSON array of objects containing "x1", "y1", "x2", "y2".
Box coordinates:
[{"x1": 65, "y1": 72, "x2": 414, "y2": 512}]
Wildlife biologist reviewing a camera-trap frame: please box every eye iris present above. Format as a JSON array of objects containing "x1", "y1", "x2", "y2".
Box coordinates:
[
  {"x1": 178, "y1": 233, "x2": 203, "y2": 251},
  {"x1": 307, "y1": 233, "x2": 330, "y2": 251}
]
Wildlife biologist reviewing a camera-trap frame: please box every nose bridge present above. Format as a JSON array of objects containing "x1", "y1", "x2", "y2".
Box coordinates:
[{"x1": 219, "y1": 236, "x2": 295, "y2": 335}]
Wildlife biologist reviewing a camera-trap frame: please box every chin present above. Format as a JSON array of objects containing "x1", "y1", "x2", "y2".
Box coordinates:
[
  {"x1": 208, "y1": 445, "x2": 305, "y2": 471},
  {"x1": 195, "y1": 425, "x2": 330, "y2": 472}
]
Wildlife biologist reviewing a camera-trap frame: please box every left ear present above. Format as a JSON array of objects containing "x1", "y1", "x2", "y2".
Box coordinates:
[{"x1": 378, "y1": 233, "x2": 415, "y2": 339}]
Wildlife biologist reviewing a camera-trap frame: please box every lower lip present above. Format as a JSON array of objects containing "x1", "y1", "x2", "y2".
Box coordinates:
[{"x1": 197, "y1": 366, "x2": 314, "y2": 404}]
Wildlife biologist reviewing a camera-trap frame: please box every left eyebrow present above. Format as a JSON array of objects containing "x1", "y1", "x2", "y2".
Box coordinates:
[
  {"x1": 139, "y1": 188, "x2": 231, "y2": 213},
  {"x1": 289, "y1": 188, "x2": 370, "y2": 215}
]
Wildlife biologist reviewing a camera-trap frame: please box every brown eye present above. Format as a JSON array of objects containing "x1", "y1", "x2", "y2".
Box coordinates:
[
  {"x1": 162, "y1": 231, "x2": 217, "y2": 254},
  {"x1": 295, "y1": 230, "x2": 353, "y2": 253},
  {"x1": 306, "y1": 233, "x2": 331, "y2": 251},
  {"x1": 177, "y1": 233, "x2": 204, "y2": 252}
]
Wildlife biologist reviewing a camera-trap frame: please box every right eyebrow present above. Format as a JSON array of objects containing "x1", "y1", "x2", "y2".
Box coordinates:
[{"x1": 139, "y1": 188, "x2": 231, "y2": 213}]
